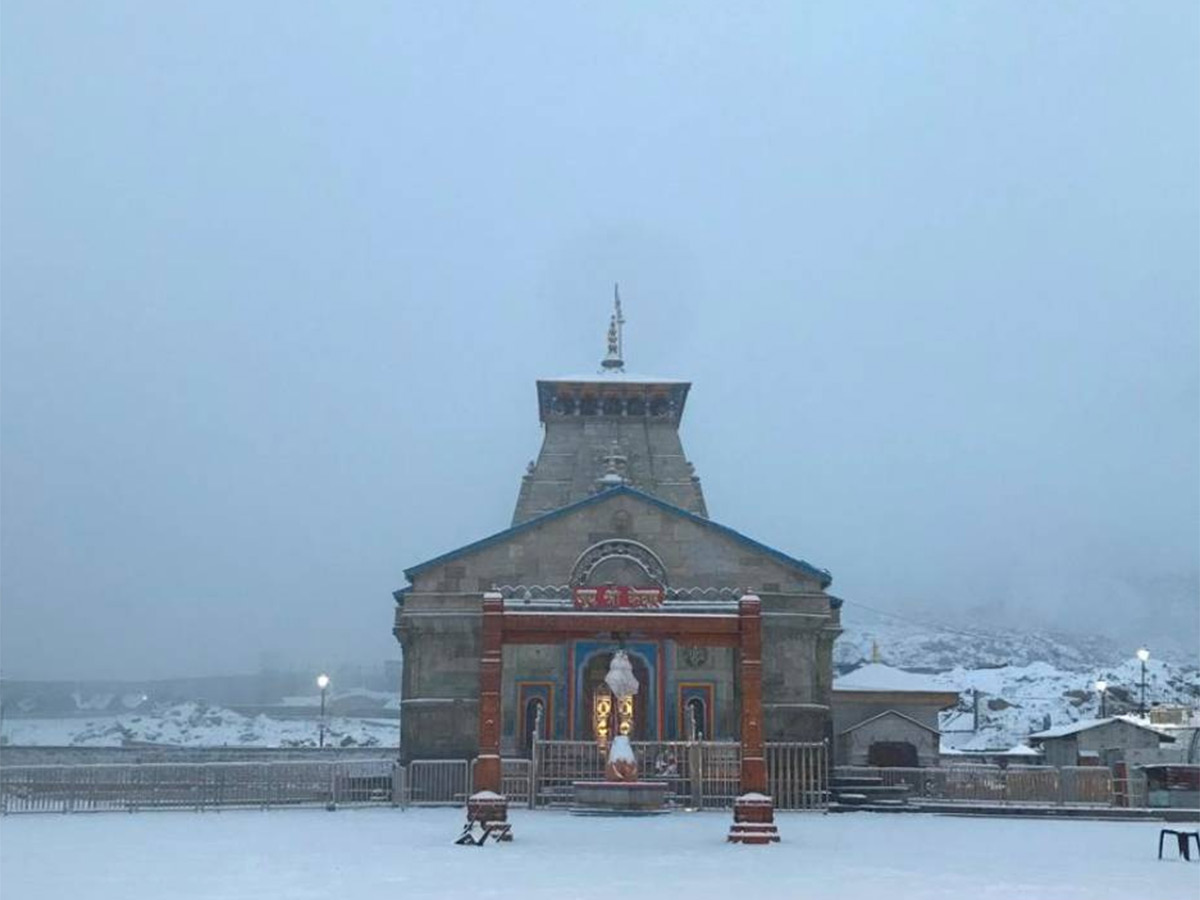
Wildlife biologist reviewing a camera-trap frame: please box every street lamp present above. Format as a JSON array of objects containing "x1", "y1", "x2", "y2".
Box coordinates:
[
  {"x1": 316, "y1": 673, "x2": 331, "y2": 748},
  {"x1": 1094, "y1": 680, "x2": 1108, "y2": 718},
  {"x1": 1136, "y1": 648, "x2": 1150, "y2": 716}
]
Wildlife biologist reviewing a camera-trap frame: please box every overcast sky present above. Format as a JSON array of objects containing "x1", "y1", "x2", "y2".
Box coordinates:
[{"x1": 3, "y1": 4, "x2": 1197, "y2": 680}]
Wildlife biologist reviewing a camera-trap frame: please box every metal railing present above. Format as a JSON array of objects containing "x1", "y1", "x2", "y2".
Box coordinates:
[
  {"x1": 529, "y1": 738, "x2": 827, "y2": 810},
  {"x1": 768, "y1": 741, "x2": 828, "y2": 810},
  {"x1": 1, "y1": 759, "x2": 398, "y2": 814},
  {"x1": 835, "y1": 764, "x2": 1122, "y2": 807},
  {"x1": 405, "y1": 759, "x2": 471, "y2": 807}
]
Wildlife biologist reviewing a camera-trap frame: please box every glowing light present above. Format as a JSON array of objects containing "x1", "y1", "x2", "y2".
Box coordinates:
[
  {"x1": 1137, "y1": 648, "x2": 1150, "y2": 662},
  {"x1": 617, "y1": 696, "x2": 634, "y2": 736},
  {"x1": 316, "y1": 674, "x2": 330, "y2": 690},
  {"x1": 594, "y1": 693, "x2": 612, "y2": 746},
  {"x1": 1094, "y1": 680, "x2": 1107, "y2": 693}
]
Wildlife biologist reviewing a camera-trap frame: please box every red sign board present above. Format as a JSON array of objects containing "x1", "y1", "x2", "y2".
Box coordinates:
[{"x1": 572, "y1": 585, "x2": 664, "y2": 610}]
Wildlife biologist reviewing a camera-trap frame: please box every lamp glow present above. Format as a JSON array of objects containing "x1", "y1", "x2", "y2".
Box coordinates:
[
  {"x1": 316, "y1": 674, "x2": 330, "y2": 689},
  {"x1": 1094, "y1": 680, "x2": 1107, "y2": 693},
  {"x1": 1137, "y1": 648, "x2": 1150, "y2": 662}
]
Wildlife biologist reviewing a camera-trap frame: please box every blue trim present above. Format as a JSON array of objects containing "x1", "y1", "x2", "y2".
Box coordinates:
[
  {"x1": 573, "y1": 641, "x2": 659, "y2": 740},
  {"x1": 398, "y1": 485, "x2": 832, "y2": 588}
]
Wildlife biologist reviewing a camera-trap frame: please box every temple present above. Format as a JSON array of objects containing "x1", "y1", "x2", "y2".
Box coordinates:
[
  {"x1": 392, "y1": 290, "x2": 842, "y2": 835},
  {"x1": 394, "y1": 289, "x2": 841, "y2": 755}
]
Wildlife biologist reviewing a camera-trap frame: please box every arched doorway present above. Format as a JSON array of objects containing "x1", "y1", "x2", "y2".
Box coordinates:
[
  {"x1": 581, "y1": 651, "x2": 651, "y2": 741},
  {"x1": 685, "y1": 697, "x2": 707, "y2": 740}
]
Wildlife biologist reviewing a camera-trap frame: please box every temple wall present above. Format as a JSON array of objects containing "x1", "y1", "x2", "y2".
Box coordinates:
[
  {"x1": 394, "y1": 492, "x2": 840, "y2": 760},
  {"x1": 409, "y1": 493, "x2": 826, "y2": 595}
]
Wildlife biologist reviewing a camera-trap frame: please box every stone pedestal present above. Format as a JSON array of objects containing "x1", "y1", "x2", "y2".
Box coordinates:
[
  {"x1": 727, "y1": 793, "x2": 779, "y2": 844},
  {"x1": 572, "y1": 781, "x2": 668, "y2": 815},
  {"x1": 467, "y1": 791, "x2": 509, "y2": 824}
]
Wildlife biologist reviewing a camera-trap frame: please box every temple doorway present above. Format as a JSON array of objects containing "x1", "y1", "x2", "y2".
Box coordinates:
[{"x1": 582, "y1": 651, "x2": 651, "y2": 740}]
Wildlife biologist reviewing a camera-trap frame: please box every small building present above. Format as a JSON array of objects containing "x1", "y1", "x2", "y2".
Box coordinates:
[
  {"x1": 832, "y1": 664, "x2": 959, "y2": 767},
  {"x1": 1028, "y1": 716, "x2": 1175, "y2": 768}
]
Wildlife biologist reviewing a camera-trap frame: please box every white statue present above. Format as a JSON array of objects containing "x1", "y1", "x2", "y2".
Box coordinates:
[{"x1": 604, "y1": 650, "x2": 639, "y2": 700}]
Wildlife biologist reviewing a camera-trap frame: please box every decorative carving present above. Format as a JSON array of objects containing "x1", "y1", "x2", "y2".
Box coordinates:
[
  {"x1": 570, "y1": 539, "x2": 668, "y2": 588},
  {"x1": 681, "y1": 646, "x2": 710, "y2": 668}
]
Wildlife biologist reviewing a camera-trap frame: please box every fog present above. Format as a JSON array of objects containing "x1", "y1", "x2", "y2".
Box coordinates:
[{"x1": 2, "y1": 4, "x2": 1197, "y2": 680}]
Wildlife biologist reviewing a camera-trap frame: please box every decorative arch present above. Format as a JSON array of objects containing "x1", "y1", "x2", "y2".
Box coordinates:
[{"x1": 569, "y1": 539, "x2": 668, "y2": 588}]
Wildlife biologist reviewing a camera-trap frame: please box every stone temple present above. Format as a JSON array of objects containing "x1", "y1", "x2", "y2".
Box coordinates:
[{"x1": 392, "y1": 291, "x2": 842, "y2": 764}]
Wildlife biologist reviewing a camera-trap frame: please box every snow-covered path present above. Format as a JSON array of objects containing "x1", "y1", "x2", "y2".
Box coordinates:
[{"x1": 2, "y1": 807, "x2": 1197, "y2": 900}]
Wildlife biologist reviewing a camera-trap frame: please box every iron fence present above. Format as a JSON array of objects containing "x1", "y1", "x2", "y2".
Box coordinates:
[
  {"x1": 1, "y1": 759, "x2": 398, "y2": 814},
  {"x1": 834, "y1": 764, "x2": 1122, "y2": 807},
  {"x1": 529, "y1": 738, "x2": 827, "y2": 810},
  {"x1": 405, "y1": 759, "x2": 471, "y2": 806},
  {"x1": 768, "y1": 741, "x2": 828, "y2": 810}
]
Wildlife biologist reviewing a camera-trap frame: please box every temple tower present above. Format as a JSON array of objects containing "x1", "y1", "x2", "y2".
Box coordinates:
[{"x1": 512, "y1": 287, "x2": 708, "y2": 524}]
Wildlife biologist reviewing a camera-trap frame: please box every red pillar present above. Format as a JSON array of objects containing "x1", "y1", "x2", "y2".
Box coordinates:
[
  {"x1": 474, "y1": 592, "x2": 504, "y2": 796},
  {"x1": 729, "y1": 593, "x2": 778, "y2": 843}
]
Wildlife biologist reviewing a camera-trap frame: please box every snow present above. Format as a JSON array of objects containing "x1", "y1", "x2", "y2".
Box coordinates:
[
  {"x1": 604, "y1": 650, "x2": 640, "y2": 698},
  {"x1": 1029, "y1": 716, "x2": 1176, "y2": 741},
  {"x1": 1005, "y1": 744, "x2": 1042, "y2": 756},
  {"x1": 1, "y1": 701, "x2": 400, "y2": 748},
  {"x1": 836, "y1": 605, "x2": 1200, "y2": 753},
  {"x1": 2, "y1": 807, "x2": 1197, "y2": 900},
  {"x1": 541, "y1": 373, "x2": 687, "y2": 384},
  {"x1": 834, "y1": 664, "x2": 952, "y2": 693},
  {"x1": 608, "y1": 735, "x2": 636, "y2": 764}
]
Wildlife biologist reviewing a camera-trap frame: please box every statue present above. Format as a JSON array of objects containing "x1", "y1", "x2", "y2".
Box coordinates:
[{"x1": 603, "y1": 651, "x2": 640, "y2": 781}]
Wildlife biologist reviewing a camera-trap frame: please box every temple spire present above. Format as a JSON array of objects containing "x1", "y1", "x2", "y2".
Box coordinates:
[{"x1": 601, "y1": 283, "x2": 626, "y2": 372}]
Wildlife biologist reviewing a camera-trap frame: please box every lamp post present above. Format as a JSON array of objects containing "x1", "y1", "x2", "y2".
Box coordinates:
[
  {"x1": 1136, "y1": 648, "x2": 1150, "y2": 716},
  {"x1": 316, "y1": 673, "x2": 330, "y2": 748},
  {"x1": 1095, "y1": 680, "x2": 1108, "y2": 719}
]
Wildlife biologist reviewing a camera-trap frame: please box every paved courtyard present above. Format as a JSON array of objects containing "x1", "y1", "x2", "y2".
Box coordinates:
[{"x1": 2, "y1": 807, "x2": 1197, "y2": 899}]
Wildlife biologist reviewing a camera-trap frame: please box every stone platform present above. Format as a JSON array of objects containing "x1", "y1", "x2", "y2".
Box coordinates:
[{"x1": 572, "y1": 781, "x2": 668, "y2": 815}]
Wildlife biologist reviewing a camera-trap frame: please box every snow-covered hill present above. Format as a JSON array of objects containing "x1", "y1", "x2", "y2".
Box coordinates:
[
  {"x1": 837, "y1": 602, "x2": 1200, "y2": 750},
  {"x1": 1, "y1": 701, "x2": 399, "y2": 749}
]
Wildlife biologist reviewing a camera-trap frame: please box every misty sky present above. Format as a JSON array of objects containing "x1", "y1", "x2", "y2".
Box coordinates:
[{"x1": 2, "y1": 4, "x2": 1197, "y2": 680}]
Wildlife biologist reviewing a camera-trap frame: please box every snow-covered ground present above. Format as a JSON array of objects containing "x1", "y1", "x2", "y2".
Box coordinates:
[
  {"x1": 1, "y1": 701, "x2": 399, "y2": 748},
  {"x1": 2, "y1": 807, "x2": 1197, "y2": 900}
]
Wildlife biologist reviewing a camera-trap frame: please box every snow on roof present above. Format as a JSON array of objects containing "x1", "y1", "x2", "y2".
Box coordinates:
[
  {"x1": 1006, "y1": 743, "x2": 1042, "y2": 756},
  {"x1": 539, "y1": 373, "x2": 688, "y2": 384},
  {"x1": 1029, "y1": 715, "x2": 1176, "y2": 742},
  {"x1": 834, "y1": 663, "x2": 953, "y2": 694}
]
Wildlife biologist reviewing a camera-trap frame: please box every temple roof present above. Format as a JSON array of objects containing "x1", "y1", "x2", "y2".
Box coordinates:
[{"x1": 396, "y1": 484, "x2": 832, "y2": 592}]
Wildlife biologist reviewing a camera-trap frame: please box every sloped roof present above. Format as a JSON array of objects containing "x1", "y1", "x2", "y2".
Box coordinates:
[
  {"x1": 1029, "y1": 716, "x2": 1176, "y2": 742},
  {"x1": 839, "y1": 709, "x2": 941, "y2": 737},
  {"x1": 397, "y1": 484, "x2": 832, "y2": 589},
  {"x1": 834, "y1": 664, "x2": 952, "y2": 694}
]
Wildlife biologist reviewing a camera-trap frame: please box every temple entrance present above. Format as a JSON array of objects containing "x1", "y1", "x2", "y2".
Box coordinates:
[{"x1": 582, "y1": 651, "x2": 651, "y2": 740}]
